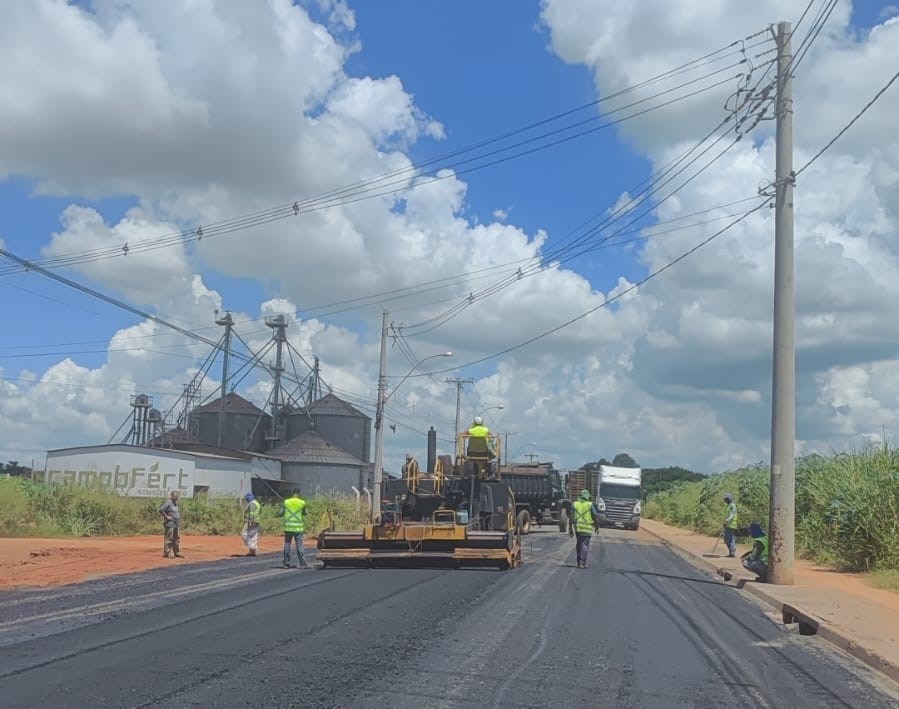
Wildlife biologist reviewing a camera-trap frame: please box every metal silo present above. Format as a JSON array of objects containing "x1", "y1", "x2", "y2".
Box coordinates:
[
  {"x1": 271, "y1": 430, "x2": 367, "y2": 495},
  {"x1": 192, "y1": 393, "x2": 271, "y2": 452},
  {"x1": 286, "y1": 393, "x2": 371, "y2": 464}
]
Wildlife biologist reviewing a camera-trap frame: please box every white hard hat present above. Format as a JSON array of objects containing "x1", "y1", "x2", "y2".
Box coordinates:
[{"x1": 473, "y1": 416, "x2": 483, "y2": 425}]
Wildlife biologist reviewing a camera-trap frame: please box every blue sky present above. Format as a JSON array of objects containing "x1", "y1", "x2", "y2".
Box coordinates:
[
  {"x1": 3, "y1": 0, "x2": 899, "y2": 472},
  {"x1": 2, "y1": 0, "x2": 884, "y2": 375},
  {"x1": 0, "y1": 0, "x2": 648, "y2": 377}
]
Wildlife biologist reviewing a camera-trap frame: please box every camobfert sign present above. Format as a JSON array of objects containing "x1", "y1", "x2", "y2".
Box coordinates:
[{"x1": 42, "y1": 449, "x2": 195, "y2": 498}]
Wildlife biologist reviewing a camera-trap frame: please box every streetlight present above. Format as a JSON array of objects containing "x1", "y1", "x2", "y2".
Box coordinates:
[
  {"x1": 371, "y1": 351, "x2": 453, "y2": 522},
  {"x1": 475, "y1": 404, "x2": 504, "y2": 419},
  {"x1": 515, "y1": 441, "x2": 537, "y2": 462}
]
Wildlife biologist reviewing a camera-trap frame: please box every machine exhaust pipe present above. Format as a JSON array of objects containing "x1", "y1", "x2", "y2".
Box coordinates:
[{"x1": 427, "y1": 426, "x2": 437, "y2": 474}]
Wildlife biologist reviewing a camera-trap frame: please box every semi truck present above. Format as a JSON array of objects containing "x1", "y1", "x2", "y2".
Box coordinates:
[
  {"x1": 499, "y1": 461, "x2": 567, "y2": 534},
  {"x1": 566, "y1": 465, "x2": 642, "y2": 531},
  {"x1": 596, "y1": 464, "x2": 642, "y2": 531}
]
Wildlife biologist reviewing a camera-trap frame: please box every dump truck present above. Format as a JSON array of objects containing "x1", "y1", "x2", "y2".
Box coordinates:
[
  {"x1": 566, "y1": 467, "x2": 599, "y2": 502},
  {"x1": 499, "y1": 461, "x2": 568, "y2": 534},
  {"x1": 317, "y1": 429, "x2": 521, "y2": 570}
]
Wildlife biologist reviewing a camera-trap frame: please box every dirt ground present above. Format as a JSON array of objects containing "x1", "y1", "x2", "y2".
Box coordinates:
[{"x1": 0, "y1": 534, "x2": 317, "y2": 590}]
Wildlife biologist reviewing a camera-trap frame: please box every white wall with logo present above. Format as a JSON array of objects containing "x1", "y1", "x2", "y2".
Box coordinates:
[{"x1": 43, "y1": 445, "x2": 282, "y2": 499}]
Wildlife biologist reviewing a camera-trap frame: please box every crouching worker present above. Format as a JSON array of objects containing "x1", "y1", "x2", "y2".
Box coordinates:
[{"x1": 741, "y1": 522, "x2": 768, "y2": 582}]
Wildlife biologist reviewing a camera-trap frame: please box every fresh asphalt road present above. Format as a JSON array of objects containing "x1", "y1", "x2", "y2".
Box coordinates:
[{"x1": 1, "y1": 530, "x2": 897, "y2": 709}]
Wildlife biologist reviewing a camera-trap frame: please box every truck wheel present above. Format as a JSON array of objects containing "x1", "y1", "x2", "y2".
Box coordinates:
[
  {"x1": 558, "y1": 509, "x2": 568, "y2": 533},
  {"x1": 630, "y1": 521, "x2": 640, "y2": 532},
  {"x1": 516, "y1": 510, "x2": 531, "y2": 535}
]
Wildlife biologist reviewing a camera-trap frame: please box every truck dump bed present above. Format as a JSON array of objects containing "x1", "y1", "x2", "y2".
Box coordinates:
[{"x1": 567, "y1": 469, "x2": 599, "y2": 501}]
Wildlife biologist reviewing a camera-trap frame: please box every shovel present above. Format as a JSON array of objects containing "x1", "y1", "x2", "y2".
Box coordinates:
[{"x1": 702, "y1": 529, "x2": 724, "y2": 558}]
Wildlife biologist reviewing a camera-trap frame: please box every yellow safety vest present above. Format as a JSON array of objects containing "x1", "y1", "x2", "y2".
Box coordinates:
[
  {"x1": 757, "y1": 536, "x2": 769, "y2": 564},
  {"x1": 726, "y1": 502, "x2": 738, "y2": 529},
  {"x1": 468, "y1": 425, "x2": 490, "y2": 438},
  {"x1": 282, "y1": 497, "x2": 306, "y2": 532},
  {"x1": 573, "y1": 499, "x2": 594, "y2": 534},
  {"x1": 245, "y1": 499, "x2": 261, "y2": 523}
]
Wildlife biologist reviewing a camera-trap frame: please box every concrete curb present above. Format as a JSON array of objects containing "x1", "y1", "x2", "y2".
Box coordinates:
[{"x1": 641, "y1": 522, "x2": 899, "y2": 685}]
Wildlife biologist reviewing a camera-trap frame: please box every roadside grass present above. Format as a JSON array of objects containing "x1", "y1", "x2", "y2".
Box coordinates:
[
  {"x1": 867, "y1": 569, "x2": 899, "y2": 594},
  {"x1": 0, "y1": 477, "x2": 368, "y2": 538},
  {"x1": 643, "y1": 442, "x2": 899, "y2": 572}
]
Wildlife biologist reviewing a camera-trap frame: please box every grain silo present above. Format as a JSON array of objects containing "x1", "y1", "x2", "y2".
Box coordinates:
[
  {"x1": 286, "y1": 393, "x2": 371, "y2": 464},
  {"x1": 192, "y1": 392, "x2": 271, "y2": 452},
  {"x1": 271, "y1": 430, "x2": 368, "y2": 494}
]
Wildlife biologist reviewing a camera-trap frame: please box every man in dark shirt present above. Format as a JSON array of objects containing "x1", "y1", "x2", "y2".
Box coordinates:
[{"x1": 159, "y1": 491, "x2": 184, "y2": 559}]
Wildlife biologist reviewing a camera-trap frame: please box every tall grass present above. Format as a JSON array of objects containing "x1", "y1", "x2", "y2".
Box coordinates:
[
  {"x1": 643, "y1": 443, "x2": 899, "y2": 571},
  {"x1": 0, "y1": 477, "x2": 367, "y2": 539}
]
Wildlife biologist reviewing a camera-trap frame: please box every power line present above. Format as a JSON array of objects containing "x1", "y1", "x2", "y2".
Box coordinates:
[
  {"x1": 48, "y1": 191, "x2": 744, "y2": 348},
  {"x1": 406, "y1": 199, "x2": 773, "y2": 377},
  {"x1": 0, "y1": 39, "x2": 770, "y2": 277},
  {"x1": 795, "y1": 69, "x2": 899, "y2": 176},
  {"x1": 3, "y1": 70, "x2": 737, "y2": 275},
  {"x1": 0, "y1": 89, "x2": 772, "y2": 354},
  {"x1": 0, "y1": 346, "x2": 198, "y2": 360},
  {"x1": 0, "y1": 373, "x2": 186, "y2": 396},
  {"x1": 789, "y1": 0, "x2": 839, "y2": 75},
  {"x1": 398, "y1": 103, "x2": 769, "y2": 337},
  {"x1": 395, "y1": 55, "x2": 776, "y2": 337},
  {"x1": 0, "y1": 246, "x2": 316, "y2": 395},
  {"x1": 792, "y1": 0, "x2": 817, "y2": 35}
]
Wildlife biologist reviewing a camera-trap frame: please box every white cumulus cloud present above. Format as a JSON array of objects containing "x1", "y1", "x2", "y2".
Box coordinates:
[{"x1": 2, "y1": 0, "x2": 899, "y2": 478}]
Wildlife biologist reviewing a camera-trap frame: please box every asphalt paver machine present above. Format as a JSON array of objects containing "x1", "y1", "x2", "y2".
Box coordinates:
[{"x1": 317, "y1": 431, "x2": 521, "y2": 570}]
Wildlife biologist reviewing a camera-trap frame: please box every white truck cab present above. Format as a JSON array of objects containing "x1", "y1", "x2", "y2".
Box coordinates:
[{"x1": 596, "y1": 465, "x2": 642, "y2": 531}]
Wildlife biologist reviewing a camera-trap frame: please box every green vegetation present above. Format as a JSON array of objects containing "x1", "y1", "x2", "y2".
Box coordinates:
[
  {"x1": 867, "y1": 569, "x2": 899, "y2": 593},
  {"x1": 643, "y1": 444, "x2": 899, "y2": 572},
  {"x1": 576, "y1": 453, "x2": 707, "y2": 499},
  {"x1": 0, "y1": 477, "x2": 367, "y2": 538},
  {"x1": 641, "y1": 466, "x2": 707, "y2": 498}
]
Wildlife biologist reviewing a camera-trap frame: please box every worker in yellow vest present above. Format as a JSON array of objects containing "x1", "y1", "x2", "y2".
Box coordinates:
[
  {"x1": 467, "y1": 416, "x2": 497, "y2": 474},
  {"x1": 280, "y1": 489, "x2": 309, "y2": 569},
  {"x1": 741, "y1": 522, "x2": 768, "y2": 582},
  {"x1": 722, "y1": 493, "x2": 738, "y2": 558},
  {"x1": 568, "y1": 489, "x2": 601, "y2": 569}
]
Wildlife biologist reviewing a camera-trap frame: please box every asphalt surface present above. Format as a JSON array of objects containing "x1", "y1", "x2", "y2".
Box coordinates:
[{"x1": 1, "y1": 529, "x2": 897, "y2": 709}]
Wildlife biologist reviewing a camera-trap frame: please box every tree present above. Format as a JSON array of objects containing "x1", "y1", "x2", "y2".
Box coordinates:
[
  {"x1": 2, "y1": 460, "x2": 32, "y2": 478},
  {"x1": 642, "y1": 466, "x2": 706, "y2": 498},
  {"x1": 612, "y1": 452, "x2": 638, "y2": 468}
]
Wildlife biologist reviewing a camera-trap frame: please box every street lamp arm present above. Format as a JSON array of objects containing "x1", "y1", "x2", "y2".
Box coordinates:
[
  {"x1": 385, "y1": 352, "x2": 453, "y2": 402},
  {"x1": 475, "y1": 404, "x2": 504, "y2": 419}
]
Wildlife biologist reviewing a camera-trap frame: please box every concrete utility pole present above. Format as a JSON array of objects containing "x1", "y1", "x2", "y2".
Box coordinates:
[
  {"x1": 446, "y1": 377, "x2": 474, "y2": 448},
  {"x1": 371, "y1": 309, "x2": 389, "y2": 522},
  {"x1": 215, "y1": 311, "x2": 233, "y2": 448},
  {"x1": 768, "y1": 20, "x2": 795, "y2": 585}
]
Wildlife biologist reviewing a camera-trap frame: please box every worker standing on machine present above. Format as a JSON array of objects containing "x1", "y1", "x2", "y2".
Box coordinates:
[
  {"x1": 467, "y1": 416, "x2": 497, "y2": 474},
  {"x1": 569, "y1": 490, "x2": 601, "y2": 569}
]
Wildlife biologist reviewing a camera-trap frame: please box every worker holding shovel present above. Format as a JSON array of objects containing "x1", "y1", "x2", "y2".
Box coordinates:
[{"x1": 722, "y1": 493, "x2": 738, "y2": 558}]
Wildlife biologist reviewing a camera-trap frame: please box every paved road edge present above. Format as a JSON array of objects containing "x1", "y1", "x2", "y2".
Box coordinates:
[{"x1": 639, "y1": 520, "x2": 899, "y2": 685}]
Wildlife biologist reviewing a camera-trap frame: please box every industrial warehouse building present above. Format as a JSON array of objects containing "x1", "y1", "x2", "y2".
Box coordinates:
[
  {"x1": 42, "y1": 392, "x2": 374, "y2": 499},
  {"x1": 41, "y1": 444, "x2": 281, "y2": 499}
]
